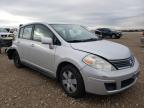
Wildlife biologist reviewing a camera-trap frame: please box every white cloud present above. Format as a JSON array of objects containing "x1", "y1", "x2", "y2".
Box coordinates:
[
  {"x1": 0, "y1": 0, "x2": 143, "y2": 28},
  {"x1": 0, "y1": 10, "x2": 38, "y2": 26}
]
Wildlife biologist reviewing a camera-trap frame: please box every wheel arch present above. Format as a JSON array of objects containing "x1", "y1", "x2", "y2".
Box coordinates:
[
  {"x1": 7, "y1": 48, "x2": 17, "y2": 59},
  {"x1": 56, "y1": 61, "x2": 82, "y2": 81}
]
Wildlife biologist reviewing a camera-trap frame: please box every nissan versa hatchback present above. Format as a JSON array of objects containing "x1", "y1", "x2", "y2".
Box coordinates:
[{"x1": 7, "y1": 22, "x2": 140, "y2": 98}]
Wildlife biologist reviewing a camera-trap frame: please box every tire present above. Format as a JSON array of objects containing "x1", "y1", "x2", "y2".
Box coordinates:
[
  {"x1": 13, "y1": 51, "x2": 23, "y2": 68},
  {"x1": 111, "y1": 34, "x2": 116, "y2": 39},
  {"x1": 60, "y1": 65, "x2": 85, "y2": 98}
]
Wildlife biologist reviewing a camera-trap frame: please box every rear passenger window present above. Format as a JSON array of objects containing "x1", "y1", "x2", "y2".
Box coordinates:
[
  {"x1": 19, "y1": 27, "x2": 24, "y2": 38},
  {"x1": 23, "y1": 25, "x2": 33, "y2": 40}
]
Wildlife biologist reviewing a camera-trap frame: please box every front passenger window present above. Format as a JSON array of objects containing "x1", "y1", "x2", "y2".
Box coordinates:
[{"x1": 33, "y1": 24, "x2": 53, "y2": 42}]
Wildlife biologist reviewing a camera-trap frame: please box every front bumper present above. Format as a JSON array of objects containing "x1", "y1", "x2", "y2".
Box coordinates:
[{"x1": 80, "y1": 57, "x2": 140, "y2": 95}]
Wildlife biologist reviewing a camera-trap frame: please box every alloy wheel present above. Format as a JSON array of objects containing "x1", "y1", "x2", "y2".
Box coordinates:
[{"x1": 62, "y1": 71, "x2": 77, "y2": 93}]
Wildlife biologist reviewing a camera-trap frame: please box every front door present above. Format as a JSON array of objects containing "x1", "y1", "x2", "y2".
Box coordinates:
[{"x1": 30, "y1": 24, "x2": 55, "y2": 73}]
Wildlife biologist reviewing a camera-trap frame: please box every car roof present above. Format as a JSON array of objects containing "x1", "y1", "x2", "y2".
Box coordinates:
[{"x1": 19, "y1": 22, "x2": 79, "y2": 28}]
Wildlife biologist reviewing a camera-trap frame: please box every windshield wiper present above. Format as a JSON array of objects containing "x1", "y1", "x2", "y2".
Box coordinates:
[
  {"x1": 82, "y1": 38, "x2": 98, "y2": 42},
  {"x1": 67, "y1": 40, "x2": 84, "y2": 43},
  {"x1": 67, "y1": 38, "x2": 98, "y2": 43}
]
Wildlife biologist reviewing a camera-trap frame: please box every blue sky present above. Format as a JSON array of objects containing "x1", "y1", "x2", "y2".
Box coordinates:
[{"x1": 0, "y1": 0, "x2": 143, "y2": 29}]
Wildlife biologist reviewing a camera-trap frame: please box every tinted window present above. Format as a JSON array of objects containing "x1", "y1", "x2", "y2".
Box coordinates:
[
  {"x1": 103, "y1": 28, "x2": 111, "y2": 32},
  {"x1": 23, "y1": 25, "x2": 33, "y2": 39},
  {"x1": 33, "y1": 24, "x2": 53, "y2": 41}
]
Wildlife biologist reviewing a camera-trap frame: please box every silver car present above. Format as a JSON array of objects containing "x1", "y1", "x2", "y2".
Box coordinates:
[{"x1": 7, "y1": 22, "x2": 140, "y2": 98}]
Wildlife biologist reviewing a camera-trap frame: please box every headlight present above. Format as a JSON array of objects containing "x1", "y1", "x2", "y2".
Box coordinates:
[{"x1": 83, "y1": 54, "x2": 116, "y2": 71}]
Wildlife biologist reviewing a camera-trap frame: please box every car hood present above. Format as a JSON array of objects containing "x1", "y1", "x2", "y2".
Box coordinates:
[{"x1": 70, "y1": 40, "x2": 131, "y2": 60}]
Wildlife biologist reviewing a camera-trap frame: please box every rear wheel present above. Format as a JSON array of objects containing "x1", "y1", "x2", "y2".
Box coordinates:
[
  {"x1": 60, "y1": 65, "x2": 85, "y2": 98},
  {"x1": 13, "y1": 51, "x2": 23, "y2": 68}
]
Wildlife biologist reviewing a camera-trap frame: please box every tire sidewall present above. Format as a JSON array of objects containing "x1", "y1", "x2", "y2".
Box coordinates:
[
  {"x1": 60, "y1": 65, "x2": 85, "y2": 98},
  {"x1": 13, "y1": 51, "x2": 22, "y2": 68}
]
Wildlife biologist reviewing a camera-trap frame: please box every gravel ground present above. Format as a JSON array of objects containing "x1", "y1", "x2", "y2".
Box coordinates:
[{"x1": 0, "y1": 32, "x2": 144, "y2": 108}]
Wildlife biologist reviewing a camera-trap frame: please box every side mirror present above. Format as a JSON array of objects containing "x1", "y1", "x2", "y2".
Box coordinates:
[{"x1": 41, "y1": 37, "x2": 54, "y2": 49}]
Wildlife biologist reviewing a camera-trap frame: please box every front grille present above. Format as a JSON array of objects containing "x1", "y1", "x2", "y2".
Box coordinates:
[
  {"x1": 110, "y1": 56, "x2": 134, "y2": 70},
  {"x1": 121, "y1": 78, "x2": 135, "y2": 88}
]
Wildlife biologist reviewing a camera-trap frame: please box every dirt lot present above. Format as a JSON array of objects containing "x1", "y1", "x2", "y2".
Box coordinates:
[{"x1": 0, "y1": 32, "x2": 144, "y2": 108}]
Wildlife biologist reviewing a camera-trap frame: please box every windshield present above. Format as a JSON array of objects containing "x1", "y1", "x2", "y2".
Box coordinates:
[
  {"x1": 0, "y1": 28, "x2": 8, "y2": 33},
  {"x1": 50, "y1": 24, "x2": 98, "y2": 43}
]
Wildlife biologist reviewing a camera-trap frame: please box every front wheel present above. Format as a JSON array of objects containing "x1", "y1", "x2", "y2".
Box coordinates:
[
  {"x1": 13, "y1": 51, "x2": 23, "y2": 68},
  {"x1": 60, "y1": 65, "x2": 85, "y2": 98}
]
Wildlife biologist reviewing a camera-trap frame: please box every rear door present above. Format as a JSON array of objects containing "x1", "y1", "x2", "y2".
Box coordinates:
[{"x1": 16, "y1": 25, "x2": 34, "y2": 63}]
